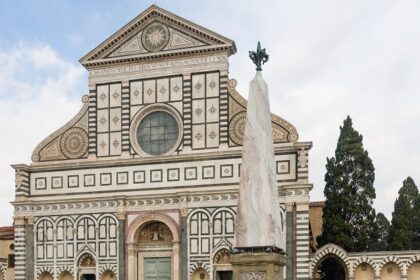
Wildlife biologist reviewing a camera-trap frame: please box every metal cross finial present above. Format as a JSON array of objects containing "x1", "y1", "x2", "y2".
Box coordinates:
[{"x1": 249, "y1": 41, "x2": 269, "y2": 71}]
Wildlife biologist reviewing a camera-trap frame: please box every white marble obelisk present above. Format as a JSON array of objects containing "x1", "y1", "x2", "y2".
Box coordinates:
[{"x1": 235, "y1": 70, "x2": 284, "y2": 250}]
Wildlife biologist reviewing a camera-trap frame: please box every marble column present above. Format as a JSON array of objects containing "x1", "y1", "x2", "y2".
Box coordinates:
[
  {"x1": 127, "y1": 246, "x2": 137, "y2": 280},
  {"x1": 180, "y1": 215, "x2": 188, "y2": 280},
  {"x1": 286, "y1": 204, "x2": 294, "y2": 280},
  {"x1": 117, "y1": 212, "x2": 126, "y2": 280},
  {"x1": 26, "y1": 216, "x2": 34, "y2": 280}
]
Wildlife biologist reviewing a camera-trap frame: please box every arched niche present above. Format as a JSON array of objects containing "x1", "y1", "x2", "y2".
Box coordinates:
[
  {"x1": 58, "y1": 271, "x2": 73, "y2": 280},
  {"x1": 39, "y1": 271, "x2": 53, "y2": 280},
  {"x1": 213, "y1": 248, "x2": 233, "y2": 280},
  {"x1": 138, "y1": 221, "x2": 174, "y2": 244},
  {"x1": 78, "y1": 252, "x2": 96, "y2": 280},
  {"x1": 192, "y1": 268, "x2": 209, "y2": 280},
  {"x1": 100, "y1": 270, "x2": 117, "y2": 280},
  {"x1": 354, "y1": 263, "x2": 375, "y2": 280},
  {"x1": 380, "y1": 262, "x2": 401, "y2": 280},
  {"x1": 126, "y1": 214, "x2": 180, "y2": 280}
]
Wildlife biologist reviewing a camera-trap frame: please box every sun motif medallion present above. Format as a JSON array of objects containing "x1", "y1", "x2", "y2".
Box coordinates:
[{"x1": 141, "y1": 22, "x2": 170, "y2": 52}]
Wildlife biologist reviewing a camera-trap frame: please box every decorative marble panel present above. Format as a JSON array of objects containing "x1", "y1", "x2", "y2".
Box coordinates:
[
  {"x1": 170, "y1": 76, "x2": 183, "y2": 101},
  {"x1": 276, "y1": 160, "x2": 290, "y2": 175},
  {"x1": 130, "y1": 81, "x2": 143, "y2": 105},
  {"x1": 109, "y1": 132, "x2": 121, "y2": 156},
  {"x1": 84, "y1": 174, "x2": 95, "y2": 187},
  {"x1": 109, "y1": 108, "x2": 121, "y2": 131},
  {"x1": 220, "y1": 164, "x2": 233, "y2": 178},
  {"x1": 192, "y1": 74, "x2": 205, "y2": 99},
  {"x1": 202, "y1": 166, "x2": 215, "y2": 179},
  {"x1": 133, "y1": 170, "x2": 145, "y2": 183},
  {"x1": 156, "y1": 78, "x2": 169, "y2": 103},
  {"x1": 167, "y1": 168, "x2": 180, "y2": 181},
  {"x1": 117, "y1": 171, "x2": 128, "y2": 185},
  {"x1": 29, "y1": 154, "x2": 296, "y2": 194},
  {"x1": 185, "y1": 167, "x2": 197, "y2": 180},
  {"x1": 143, "y1": 80, "x2": 156, "y2": 104},
  {"x1": 206, "y1": 98, "x2": 219, "y2": 123},
  {"x1": 192, "y1": 124, "x2": 205, "y2": 149},
  {"x1": 97, "y1": 85, "x2": 109, "y2": 109},
  {"x1": 206, "y1": 72, "x2": 219, "y2": 97},
  {"x1": 97, "y1": 133, "x2": 109, "y2": 157},
  {"x1": 35, "y1": 177, "x2": 47, "y2": 190},
  {"x1": 109, "y1": 83, "x2": 121, "y2": 107},
  {"x1": 51, "y1": 176, "x2": 63, "y2": 189},
  {"x1": 192, "y1": 99, "x2": 205, "y2": 124},
  {"x1": 68, "y1": 175, "x2": 79, "y2": 188},
  {"x1": 150, "y1": 169, "x2": 163, "y2": 182},
  {"x1": 206, "y1": 123, "x2": 219, "y2": 148},
  {"x1": 100, "y1": 173, "x2": 112, "y2": 186},
  {"x1": 97, "y1": 109, "x2": 109, "y2": 133}
]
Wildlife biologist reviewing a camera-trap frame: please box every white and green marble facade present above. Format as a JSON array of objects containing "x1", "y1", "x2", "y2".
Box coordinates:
[{"x1": 11, "y1": 5, "x2": 312, "y2": 280}]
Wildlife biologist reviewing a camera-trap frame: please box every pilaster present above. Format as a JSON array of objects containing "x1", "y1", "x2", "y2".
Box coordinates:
[
  {"x1": 14, "y1": 217, "x2": 26, "y2": 280},
  {"x1": 117, "y1": 211, "x2": 126, "y2": 280},
  {"x1": 179, "y1": 192, "x2": 189, "y2": 280}
]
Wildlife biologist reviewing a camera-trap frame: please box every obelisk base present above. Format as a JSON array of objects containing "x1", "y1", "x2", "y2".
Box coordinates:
[{"x1": 231, "y1": 252, "x2": 285, "y2": 280}]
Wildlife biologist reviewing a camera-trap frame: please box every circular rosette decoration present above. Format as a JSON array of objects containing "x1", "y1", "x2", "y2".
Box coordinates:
[
  {"x1": 60, "y1": 127, "x2": 88, "y2": 159},
  {"x1": 141, "y1": 22, "x2": 170, "y2": 52},
  {"x1": 229, "y1": 112, "x2": 247, "y2": 145}
]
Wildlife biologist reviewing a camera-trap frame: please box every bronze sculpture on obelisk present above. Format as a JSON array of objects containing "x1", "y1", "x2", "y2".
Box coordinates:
[{"x1": 231, "y1": 42, "x2": 286, "y2": 280}]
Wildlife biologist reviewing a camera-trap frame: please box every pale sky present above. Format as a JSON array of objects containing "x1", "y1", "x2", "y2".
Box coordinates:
[{"x1": 0, "y1": 0, "x2": 419, "y2": 226}]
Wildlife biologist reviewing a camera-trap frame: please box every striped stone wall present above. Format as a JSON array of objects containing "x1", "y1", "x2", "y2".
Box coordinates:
[{"x1": 13, "y1": 219, "x2": 26, "y2": 280}]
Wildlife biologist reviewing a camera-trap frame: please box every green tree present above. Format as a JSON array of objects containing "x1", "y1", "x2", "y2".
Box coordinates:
[
  {"x1": 413, "y1": 194, "x2": 420, "y2": 249},
  {"x1": 388, "y1": 177, "x2": 419, "y2": 250},
  {"x1": 317, "y1": 116, "x2": 377, "y2": 254},
  {"x1": 370, "y1": 212, "x2": 390, "y2": 251}
]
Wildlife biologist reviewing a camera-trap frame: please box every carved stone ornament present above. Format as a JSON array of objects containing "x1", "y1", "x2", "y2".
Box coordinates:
[
  {"x1": 239, "y1": 272, "x2": 266, "y2": 280},
  {"x1": 32, "y1": 100, "x2": 88, "y2": 162},
  {"x1": 227, "y1": 78, "x2": 299, "y2": 144},
  {"x1": 229, "y1": 112, "x2": 247, "y2": 145},
  {"x1": 79, "y1": 253, "x2": 96, "y2": 267},
  {"x1": 60, "y1": 127, "x2": 88, "y2": 159},
  {"x1": 138, "y1": 221, "x2": 173, "y2": 243},
  {"x1": 15, "y1": 172, "x2": 23, "y2": 189},
  {"x1": 141, "y1": 22, "x2": 170, "y2": 52}
]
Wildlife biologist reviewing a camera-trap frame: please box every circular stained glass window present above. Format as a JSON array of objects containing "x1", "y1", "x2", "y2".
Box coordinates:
[{"x1": 137, "y1": 111, "x2": 180, "y2": 155}]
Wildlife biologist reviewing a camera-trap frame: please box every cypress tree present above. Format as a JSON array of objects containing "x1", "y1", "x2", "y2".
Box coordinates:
[
  {"x1": 370, "y1": 212, "x2": 390, "y2": 251},
  {"x1": 388, "y1": 177, "x2": 418, "y2": 250},
  {"x1": 413, "y1": 194, "x2": 420, "y2": 249},
  {"x1": 317, "y1": 116, "x2": 377, "y2": 253}
]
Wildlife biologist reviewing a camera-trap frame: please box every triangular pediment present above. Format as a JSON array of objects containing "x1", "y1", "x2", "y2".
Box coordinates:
[{"x1": 80, "y1": 5, "x2": 236, "y2": 68}]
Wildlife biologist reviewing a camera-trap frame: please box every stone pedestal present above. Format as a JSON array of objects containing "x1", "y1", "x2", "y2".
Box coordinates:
[{"x1": 231, "y1": 252, "x2": 285, "y2": 280}]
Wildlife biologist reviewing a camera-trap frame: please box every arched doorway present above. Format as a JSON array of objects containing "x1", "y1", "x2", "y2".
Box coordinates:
[
  {"x1": 127, "y1": 214, "x2": 180, "y2": 280},
  {"x1": 213, "y1": 248, "x2": 232, "y2": 280},
  {"x1": 313, "y1": 255, "x2": 348, "y2": 280},
  {"x1": 78, "y1": 253, "x2": 96, "y2": 280},
  {"x1": 380, "y1": 262, "x2": 401, "y2": 280},
  {"x1": 354, "y1": 263, "x2": 375, "y2": 280}
]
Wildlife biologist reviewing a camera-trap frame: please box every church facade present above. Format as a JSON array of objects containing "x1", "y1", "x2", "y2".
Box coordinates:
[{"x1": 11, "y1": 6, "x2": 312, "y2": 280}]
